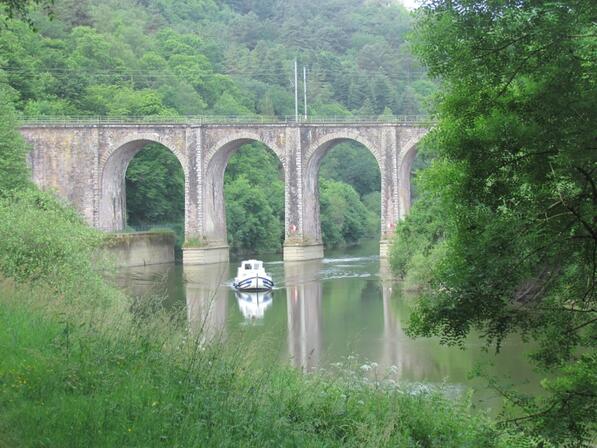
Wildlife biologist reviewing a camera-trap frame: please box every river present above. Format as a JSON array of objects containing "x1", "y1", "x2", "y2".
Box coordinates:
[{"x1": 114, "y1": 240, "x2": 539, "y2": 414}]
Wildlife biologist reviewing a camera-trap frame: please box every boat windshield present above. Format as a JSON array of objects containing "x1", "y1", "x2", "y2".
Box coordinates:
[{"x1": 244, "y1": 263, "x2": 251, "y2": 270}]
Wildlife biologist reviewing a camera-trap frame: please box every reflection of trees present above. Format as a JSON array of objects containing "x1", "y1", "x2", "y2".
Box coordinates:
[
  {"x1": 379, "y1": 268, "x2": 481, "y2": 382},
  {"x1": 379, "y1": 260, "x2": 454, "y2": 380},
  {"x1": 115, "y1": 263, "x2": 179, "y2": 300},
  {"x1": 381, "y1": 280, "x2": 455, "y2": 380},
  {"x1": 184, "y1": 263, "x2": 229, "y2": 343},
  {"x1": 284, "y1": 260, "x2": 323, "y2": 371}
]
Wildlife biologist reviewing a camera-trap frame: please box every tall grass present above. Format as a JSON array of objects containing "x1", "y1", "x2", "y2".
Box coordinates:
[{"x1": 0, "y1": 191, "x2": 546, "y2": 447}]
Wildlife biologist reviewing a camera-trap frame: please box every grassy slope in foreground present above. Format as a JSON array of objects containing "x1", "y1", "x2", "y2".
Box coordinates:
[
  {"x1": 0, "y1": 283, "x2": 543, "y2": 448},
  {"x1": 0, "y1": 193, "x2": 543, "y2": 447}
]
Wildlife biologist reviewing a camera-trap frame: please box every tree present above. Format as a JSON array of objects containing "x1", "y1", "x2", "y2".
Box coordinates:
[
  {"x1": 225, "y1": 175, "x2": 282, "y2": 253},
  {"x1": 125, "y1": 144, "x2": 185, "y2": 226},
  {"x1": 0, "y1": 0, "x2": 53, "y2": 25},
  {"x1": 0, "y1": 82, "x2": 31, "y2": 195},
  {"x1": 405, "y1": 0, "x2": 596, "y2": 444},
  {"x1": 320, "y1": 179, "x2": 374, "y2": 247},
  {"x1": 319, "y1": 142, "x2": 381, "y2": 197},
  {"x1": 224, "y1": 143, "x2": 284, "y2": 253}
]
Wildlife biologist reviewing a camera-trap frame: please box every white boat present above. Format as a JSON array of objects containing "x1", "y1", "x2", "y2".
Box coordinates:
[
  {"x1": 233, "y1": 259, "x2": 274, "y2": 291},
  {"x1": 235, "y1": 291, "x2": 273, "y2": 320}
]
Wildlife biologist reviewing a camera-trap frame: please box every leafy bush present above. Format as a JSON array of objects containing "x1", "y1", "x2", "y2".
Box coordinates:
[{"x1": 0, "y1": 189, "x2": 109, "y2": 302}]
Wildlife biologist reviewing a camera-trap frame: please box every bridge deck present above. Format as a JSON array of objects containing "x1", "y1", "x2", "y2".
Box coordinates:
[{"x1": 19, "y1": 115, "x2": 433, "y2": 127}]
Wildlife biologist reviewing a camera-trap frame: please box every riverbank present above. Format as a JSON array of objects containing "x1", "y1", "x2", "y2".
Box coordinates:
[
  {"x1": 0, "y1": 280, "x2": 540, "y2": 447},
  {"x1": 0, "y1": 192, "x2": 541, "y2": 447}
]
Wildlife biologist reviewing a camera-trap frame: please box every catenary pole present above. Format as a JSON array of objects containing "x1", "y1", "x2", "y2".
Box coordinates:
[
  {"x1": 303, "y1": 66, "x2": 307, "y2": 119},
  {"x1": 294, "y1": 59, "x2": 299, "y2": 122}
]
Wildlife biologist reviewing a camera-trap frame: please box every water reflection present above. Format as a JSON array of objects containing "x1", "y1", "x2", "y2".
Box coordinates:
[
  {"x1": 184, "y1": 263, "x2": 229, "y2": 342},
  {"x1": 112, "y1": 244, "x2": 538, "y2": 413},
  {"x1": 284, "y1": 260, "x2": 323, "y2": 370},
  {"x1": 114, "y1": 263, "x2": 184, "y2": 305},
  {"x1": 235, "y1": 290, "x2": 273, "y2": 320}
]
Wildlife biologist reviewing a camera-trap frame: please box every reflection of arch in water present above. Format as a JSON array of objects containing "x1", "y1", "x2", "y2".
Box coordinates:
[
  {"x1": 184, "y1": 263, "x2": 229, "y2": 342},
  {"x1": 235, "y1": 290, "x2": 273, "y2": 320},
  {"x1": 284, "y1": 260, "x2": 323, "y2": 370}
]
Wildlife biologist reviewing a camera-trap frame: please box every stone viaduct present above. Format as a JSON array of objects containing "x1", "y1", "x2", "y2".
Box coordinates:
[{"x1": 19, "y1": 119, "x2": 428, "y2": 264}]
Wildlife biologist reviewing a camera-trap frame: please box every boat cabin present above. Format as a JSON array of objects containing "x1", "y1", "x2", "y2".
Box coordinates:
[{"x1": 240, "y1": 260, "x2": 263, "y2": 272}]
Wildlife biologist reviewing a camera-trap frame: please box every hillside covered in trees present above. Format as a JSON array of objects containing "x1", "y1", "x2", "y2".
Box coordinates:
[{"x1": 0, "y1": 0, "x2": 432, "y2": 252}]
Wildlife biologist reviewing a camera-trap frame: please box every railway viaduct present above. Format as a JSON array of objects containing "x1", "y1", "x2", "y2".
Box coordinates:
[{"x1": 20, "y1": 117, "x2": 428, "y2": 264}]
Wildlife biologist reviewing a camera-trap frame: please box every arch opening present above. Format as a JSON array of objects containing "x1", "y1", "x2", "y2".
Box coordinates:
[
  {"x1": 399, "y1": 143, "x2": 427, "y2": 219},
  {"x1": 204, "y1": 139, "x2": 285, "y2": 254},
  {"x1": 98, "y1": 140, "x2": 186, "y2": 250},
  {"x1": 305, "y1": 139, "x2": 382, "y2": 253}
]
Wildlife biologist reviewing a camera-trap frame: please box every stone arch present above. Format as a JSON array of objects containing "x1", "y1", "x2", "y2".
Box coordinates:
[
  {"x1": 305, "y1": 131, "x2": 381, "y2": 170},
  {"x1": 100, "y1": 132, "x2": 188, "y2": 174},
  {"x1": 205, "y1": 132, "x2": 285, "y2": 170},
  {"x1": 302, "y1": 132, "x2": 382, "y2": 245},
  {"x1": 98, "y1": 138, "x2": 187, "y2": 232},
  {"x1": 202, "y1": 135, "x2": 285, "y2": 246}
]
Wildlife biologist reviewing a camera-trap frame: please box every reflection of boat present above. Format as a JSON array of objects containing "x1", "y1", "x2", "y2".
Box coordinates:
[
  {"x1": 235, "y1": 290, "x2": 273, "y2": 320},
  {"x1": 233, "y1": 260, "x2": 273, "y2": 291}
]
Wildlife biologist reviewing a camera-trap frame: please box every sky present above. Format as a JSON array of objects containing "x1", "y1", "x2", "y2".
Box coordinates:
[{"x1": 399, "y1": 0, "x2": 420, "y2": 10}]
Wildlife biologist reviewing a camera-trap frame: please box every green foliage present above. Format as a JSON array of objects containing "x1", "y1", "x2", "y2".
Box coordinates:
[
  {"x1": 320, "y1": 179, "x2": 375, "y2": 248},
  {"x1": 0, "y1": 0, "x2": 433, "y2": 118},
  {"x1": 396, "y1": 0, "x2": 597, "y2": 444},
  {"x1": 126, "y1": 144, "x2": 184, "y2": 226},
  {"x1": 390, "y1": 157, "x2": 457, "y2": 278},
  {"x1": 0, "y1": 283, "x2": 546, "y2": 447},
  {"x1": 0, "y1": 82, "x2": 31, "y2": 195},
  {"x1": 225, "y1": 175, "x2": 282, "y2": 253},
  {"x1": 319, "y1": 142, "x2": 380, "y2": 197},
  {"x1": 0, "y1": 0, "x2": 53, "y2": 25},
  {"x1": 0, "y1": 189, "x2": 107, "y2": 302},
  {"x1": 223, "y1": 143, "x2": 284, "y2": 254}
]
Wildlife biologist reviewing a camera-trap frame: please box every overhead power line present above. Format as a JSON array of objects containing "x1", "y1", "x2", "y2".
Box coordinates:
[{"x1": 0, "y1": 66, "x2": 428, "y2": 82}]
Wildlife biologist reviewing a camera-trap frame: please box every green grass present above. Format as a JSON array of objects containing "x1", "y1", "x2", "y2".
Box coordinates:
[
  {"x1": 0, "y1": 190, "x2": 545, "y2": 447},
  {"x1": 0, "y1": 282, "x2": 546, "y2": 448}
]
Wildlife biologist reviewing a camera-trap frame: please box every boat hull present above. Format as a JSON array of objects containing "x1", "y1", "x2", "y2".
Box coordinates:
[{"x1": 233, "y1": 275, "x2": 273, "y2": 292}]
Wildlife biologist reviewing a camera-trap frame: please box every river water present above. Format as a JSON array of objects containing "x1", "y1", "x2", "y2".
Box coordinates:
[{"x1": 114, "y1": 241, "x2": 538, "y2": 414}]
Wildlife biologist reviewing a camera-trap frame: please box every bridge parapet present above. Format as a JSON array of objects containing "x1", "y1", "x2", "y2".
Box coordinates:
[{"x1": 19, "y1": 115, "x2": 434, "y2": 127}]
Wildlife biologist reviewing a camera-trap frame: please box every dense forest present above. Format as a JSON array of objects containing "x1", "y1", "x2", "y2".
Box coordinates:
[{"x1": 0, "y1": 0, "x2": 432, "y2": 252}]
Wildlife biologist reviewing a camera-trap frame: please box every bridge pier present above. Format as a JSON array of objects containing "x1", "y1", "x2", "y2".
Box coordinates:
[
  {"x1": 283, "y1": 242, "x2": 324, "y2": 262},
  {"x1": 379, "y1": 240, "x2": 392, "y2": 259},
  {"x1": 182, "y1": 245, "x2": 230, "y2": 265}
]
